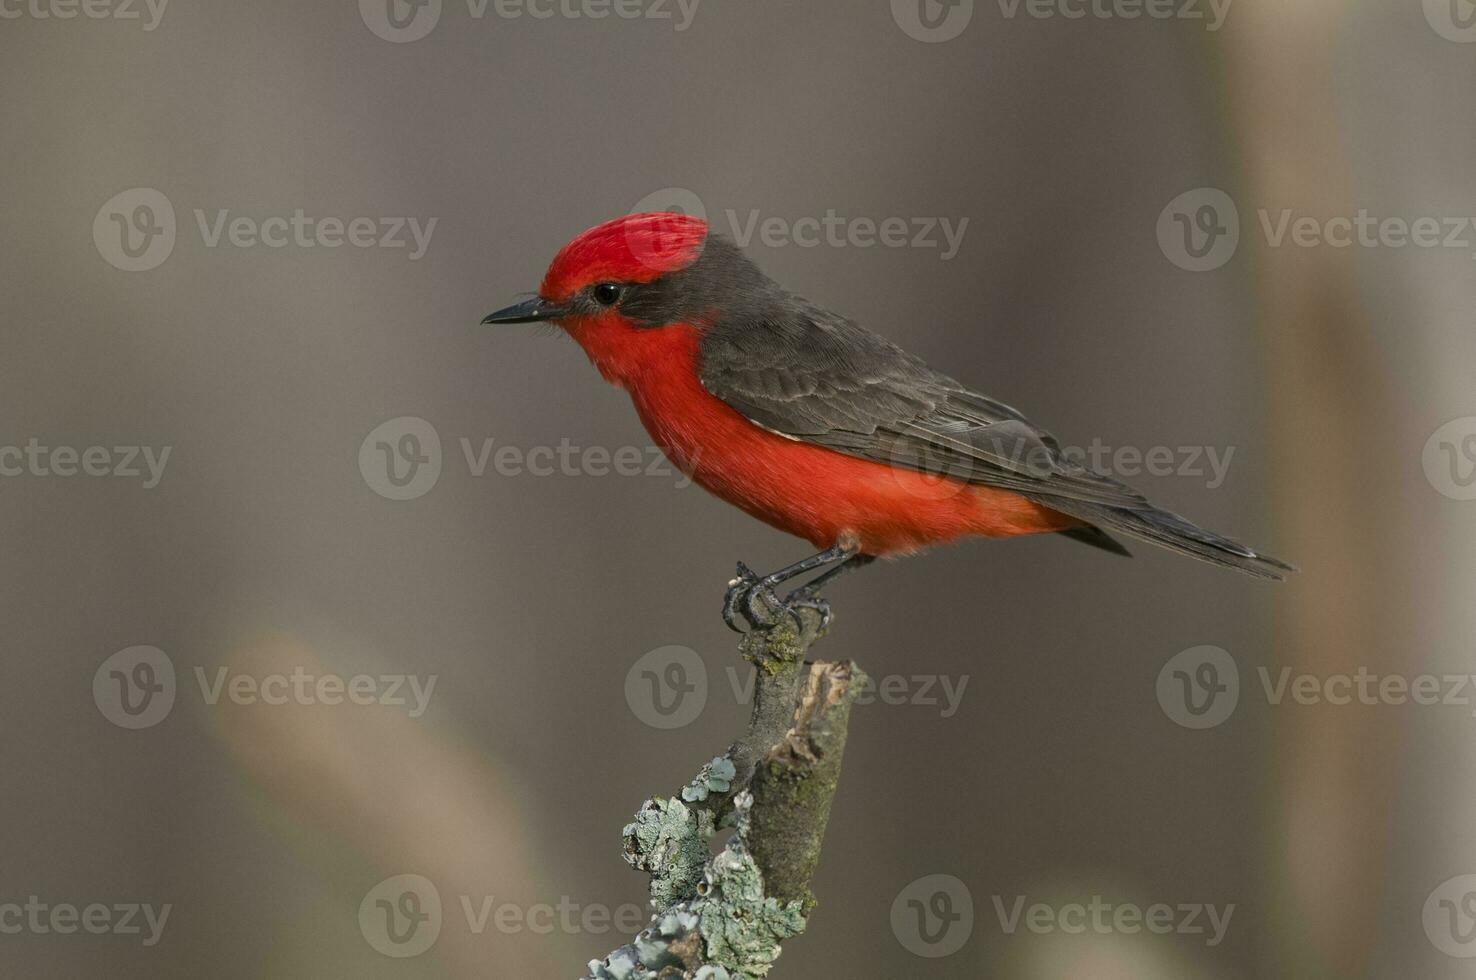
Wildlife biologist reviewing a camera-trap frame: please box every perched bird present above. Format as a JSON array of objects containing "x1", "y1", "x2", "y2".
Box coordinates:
[{"x1": 484, "y1": 212, "x2": 1292, "y2": 631}]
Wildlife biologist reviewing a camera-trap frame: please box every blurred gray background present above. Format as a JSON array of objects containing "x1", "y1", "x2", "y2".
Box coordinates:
[{"x1": 3, "y1": 0, "x2": 1475, "y2": 976}]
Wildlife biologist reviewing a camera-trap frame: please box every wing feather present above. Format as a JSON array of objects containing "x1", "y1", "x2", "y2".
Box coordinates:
[{"x1": 698, "y1": 304, "x2": 1152, "y2": 511}]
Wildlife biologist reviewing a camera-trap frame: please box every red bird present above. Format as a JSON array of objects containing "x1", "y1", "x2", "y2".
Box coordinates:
[{"x1": 484, "y1": 212, "x2": 1291, "y2": 631}]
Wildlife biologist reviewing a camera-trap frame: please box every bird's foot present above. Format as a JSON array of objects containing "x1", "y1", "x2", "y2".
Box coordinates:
[
  {"x1": 722, "y1": 562, "x2": 833, "y2": 634},
  {"x1": 780, "y1": 590, "x2": 833, "y2": 633},
  {"x1": 722, "y1": 562, "x2": 763, "y2": 632},
  {"x1": 780, "y1": 579, "x2": 834, "y2": 631}
]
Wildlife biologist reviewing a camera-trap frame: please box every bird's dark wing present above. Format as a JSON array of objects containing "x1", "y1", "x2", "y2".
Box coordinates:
[
  {"x1": 697, "y1": 301, "x2": 1152, "y2": 510},
  {"x1": 698, "y1": 300, "x2": 1294, "y2": 579}
]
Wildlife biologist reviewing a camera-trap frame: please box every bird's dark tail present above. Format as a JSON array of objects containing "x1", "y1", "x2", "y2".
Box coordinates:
[{"x1": 1047, "y1": 500, "x2": 1295, "y2": 581}]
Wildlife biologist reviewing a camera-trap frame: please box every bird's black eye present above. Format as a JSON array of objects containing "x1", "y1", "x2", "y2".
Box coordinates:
[{"x1": 593, "y1": 283, "x2": 622, "y2": 306}]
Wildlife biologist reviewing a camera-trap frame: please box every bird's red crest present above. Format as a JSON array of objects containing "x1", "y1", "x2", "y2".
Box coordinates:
[{"x1": 540, "y1": 212, "x2": 708, "y2": 301}]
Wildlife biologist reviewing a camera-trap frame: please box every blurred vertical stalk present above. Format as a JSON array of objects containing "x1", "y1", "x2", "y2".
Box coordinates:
[{"x1": 1218, "y1": 5, "x2": 1410, "y2": 977}]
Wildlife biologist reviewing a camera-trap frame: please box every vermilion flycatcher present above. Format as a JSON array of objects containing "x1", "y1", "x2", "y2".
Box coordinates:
[{"x1": 484, "y1": 213, "x2": 1291, "y2": 631}]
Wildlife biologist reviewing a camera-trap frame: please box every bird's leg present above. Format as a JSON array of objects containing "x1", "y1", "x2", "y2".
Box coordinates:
[
  {"x1": 786, "y1": 553, "x2": 876, "y2": 601},
  {"x1": 723, "y1": 543, "x2": 861, "y2": 633},
  {"x1": 776, "y1": 554, "x2": 877, "y2": 632}
]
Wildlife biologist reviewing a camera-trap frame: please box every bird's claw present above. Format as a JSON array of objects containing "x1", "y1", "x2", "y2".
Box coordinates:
[
  {"x1": 784, "y1": 591, "x2": 834, "y2": 633},
  {"x1": 721, "y1": 561, "x2": 833, "y2": 634},
  {"x1": 744, "y1": 581, "x2": 784, "y2": 630},
  {"x1": 722, "y1": 563, "x2": 761, "y2": 632}
]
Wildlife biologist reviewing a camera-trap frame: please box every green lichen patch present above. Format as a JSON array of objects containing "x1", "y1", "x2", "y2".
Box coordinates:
[
  {"x1": 693, "y1": 794, "x2": 808, "y2": 978},
  {"x1": 587, "y1": 945, "x2": 644, "y2": 980},
  {"x1": 623, "y1": 797, "x2": 716, "y2": 910},
  {"x1": 681, "y1": 756, "x2": 737, "y2": 803},
  {"x1": 739, "y1": 618, "x2": 806, "y2": 672},
  {"x1": 693, "y1": 966, "x2": 734, "y2": 980},
  {"x1": 696, "y1": 847, "x2": 807, "y2": 976},
  {"x1": 587, "y1": 908, "x2": 702, "y2": 980}
]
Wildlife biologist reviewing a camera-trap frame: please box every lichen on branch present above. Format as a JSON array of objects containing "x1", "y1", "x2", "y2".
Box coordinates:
[{"x1": 583, "y1": 610, "x2": 867, "y2": 980}]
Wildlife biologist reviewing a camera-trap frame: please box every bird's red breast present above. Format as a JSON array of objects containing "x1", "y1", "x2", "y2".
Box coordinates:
[{"x1": 562, "y1": 311, "x2": 1079, "y2": 556}]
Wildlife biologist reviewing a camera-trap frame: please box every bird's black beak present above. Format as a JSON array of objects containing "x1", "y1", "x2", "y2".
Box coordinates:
[{"x1": 481, "y1": 297, "x2": 565, "y2": 325}]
